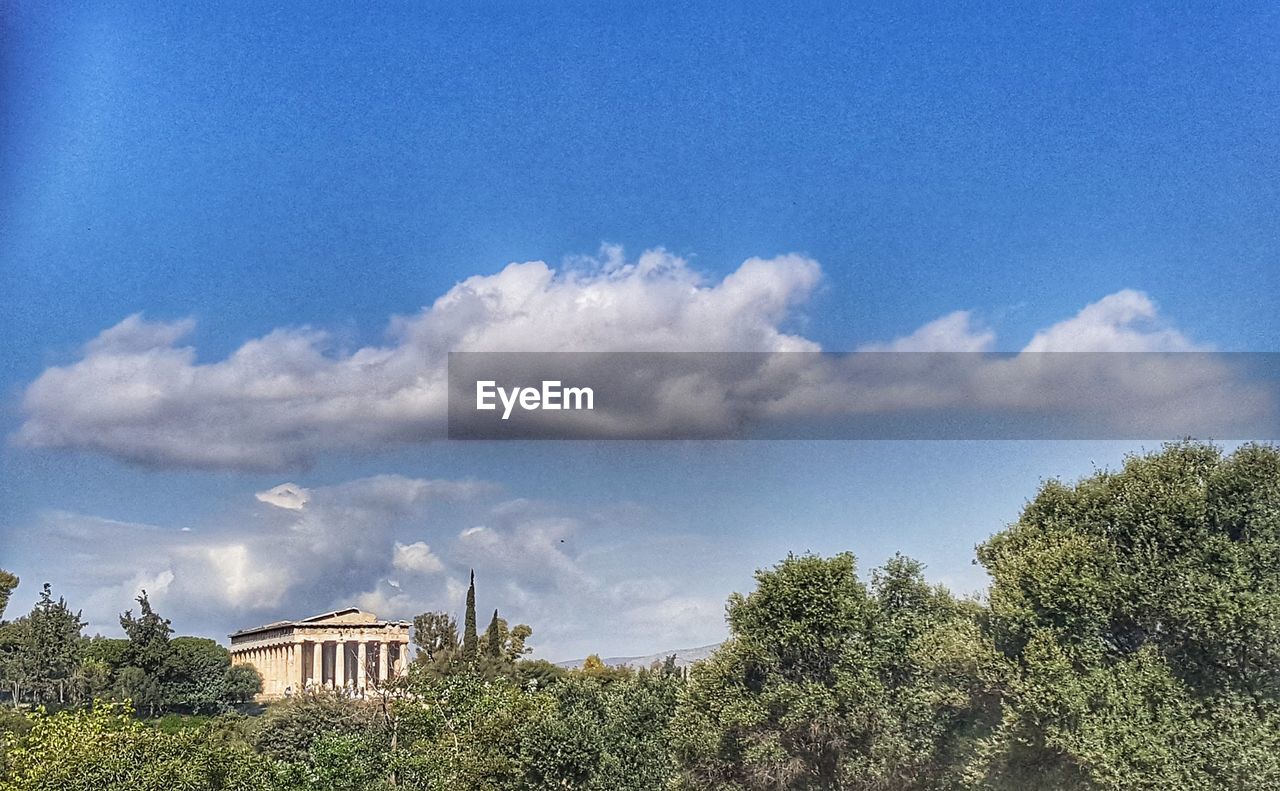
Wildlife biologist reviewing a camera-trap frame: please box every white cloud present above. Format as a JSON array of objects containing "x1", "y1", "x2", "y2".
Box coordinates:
[
  {"x1": 11, "y1": 479, "x2": 737, "y2": 660},
  {"x1": 199, "y1": 544, "x2": 288, "y2": 608},
  {"x1": 858, "y1": 310, "x2": 995, "y2": 352},
  {"x1": 16, "y1": 248, "x2": 820, "y2": 470},
  {"x1": 13, "y1": 475, "x2": 489, "y2": 636},
  {"x1": 13, "y1": 241, "x2": 1256, "y2": 460},
  {"x1": 255, "y1": 483, "x2": 311, "y2": 510},
  {"x1": 85, "y1": 313, "x2": 197, "y2": 354},
  {"x1": 392, "y1": 541, "x2": 444, "y2": 574},
  {"x1": 1022, "y1": 289, "x2": 1205, "y2": 352}
]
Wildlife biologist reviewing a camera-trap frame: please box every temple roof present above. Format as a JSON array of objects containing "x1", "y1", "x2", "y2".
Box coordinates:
[{"x1": 229, "y1": 607, "x2": 409, "y2": 639}]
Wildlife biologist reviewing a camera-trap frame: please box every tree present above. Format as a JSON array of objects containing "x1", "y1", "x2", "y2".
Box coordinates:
[
  {"x1": 2, "y1": 584, "x2": 86, "y2": 706},
  {"x1": 516, "y1": 659, "x2": 567, "y2": 689},
  {"x1": 972, "y1": 442, "x2": 1280, "y2": 789},
  {"x1": 412, "y1": 612, "x2": 458, "y2": 662},
  {"x1": 118, "y1": 591, "x2": 173, "y2": 716},
  {"x1": 0, "y1": 571, "x2": 17, "y2": 622},
  {"x1": 462, "y1": 570, "x2": 478, "y2": 664},
  {"x1": 507, "y1": 623, "x2": 532, "y2": 663},
  {"x1": 473, "y1": 611, "x2": 535, "y2": 682},
  {"x1": 0, "y1": 621, "x2": 24, "y2": 707},
  {"x1": 413, "y1": 586, "x2": 531, "y2": 682},
  {"x1": 484, "y1": 610, "x2": 502, "y2": 658},
  {"x1": 253, "y1": 690, "x2": 379, "y2": 764},
  {"x1": 113, "y1": 667, "x2": 164, "y2": 716},
  {"x1": 119, "y1": 591, "x2": 172, "y2": 676},
  {"x1": 672, "y1": 552, "x2": 991, "y2": 790},
  {"x1": 224, "y1": 663, "x2": 262, "y2": 704},
  {"x1": 412, "y1": 610, "x2": 461, "y2": 680},
  {"x1": 163, "y1": 636, "x2": 247, "y2": 714}
]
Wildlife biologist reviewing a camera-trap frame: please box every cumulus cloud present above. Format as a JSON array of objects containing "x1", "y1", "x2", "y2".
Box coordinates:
[
  {"x1": 14, "y1": 247, "x2": 1265, "y2": 464},
  {"x1": 16, "y1": 248, "x2": 820, "y2": 470},
  {"x1": 857, "y1": 311, "x2": 995, "y2": 353},
  {"x1": 255, "y1": 483, "x2": 310, "y2": 510},
  {"x1": 1022, "y1": 289, "x2": 1204, "y2": 352},
  {"x1": 392, "y1": 541, "x2": 444, "y2": 575}
]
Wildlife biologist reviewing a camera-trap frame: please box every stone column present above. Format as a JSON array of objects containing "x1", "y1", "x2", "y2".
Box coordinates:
[
  {"x1": 335, "y1": 640, "x2": 346, "y2": 688},
  {"x1": 310, "y1": 641, "x2": 321, "y2": 687},
  {"x1": 378, "y1": 641, "x2": 389, "y2": 682},
  {"x1": 357, "y1": 640, "x2": 368, "y2": 690}
]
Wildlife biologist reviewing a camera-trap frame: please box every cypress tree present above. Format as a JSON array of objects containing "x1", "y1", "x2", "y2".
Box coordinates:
[
  {"x1": 485, "y1": 609, "x2": 502, "y2": 658},
  {"x1": 462, "y1": 569, "x2": 478, "y2": 663}
]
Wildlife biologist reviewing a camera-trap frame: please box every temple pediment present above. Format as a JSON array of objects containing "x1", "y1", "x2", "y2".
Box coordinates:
[{"x1": 299, "y1": 607, "x2": 379, "y2": 625}]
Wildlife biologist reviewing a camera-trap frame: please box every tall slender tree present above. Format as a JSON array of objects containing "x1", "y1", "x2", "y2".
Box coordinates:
[
  {"x1": 462, "y1": 570, "x2": 478, "y2": 663},
  {"x1": 484, "y1": 609, "x2": 502, "y2": 658}
]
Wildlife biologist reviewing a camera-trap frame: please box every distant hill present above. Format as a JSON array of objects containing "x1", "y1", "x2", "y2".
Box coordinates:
[{"x1": 556, "y1": 643, "x2": 721, "y2": 670}]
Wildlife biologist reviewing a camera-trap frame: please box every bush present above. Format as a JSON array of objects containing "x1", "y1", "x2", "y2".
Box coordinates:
[{"x1": 0, "y1": 702, "x2": 284, "y2": 791}]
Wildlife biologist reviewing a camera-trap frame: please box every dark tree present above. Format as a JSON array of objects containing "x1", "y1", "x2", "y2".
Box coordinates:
[
  {"x1": 3, "y1": 583, "x2": 86, "y2": 705},
  {"x1": 462, "y1": 570, "x2": 478, "y2": 663},
  {"x1": 118, "y1": 591, "x2": 173, "y2": 715},
  {"x1": 0, "y1": 570, "x2": 17, "y2": 621},
  {"x1": 485, "y1": 609, "x2": 502, "y2": 658}
]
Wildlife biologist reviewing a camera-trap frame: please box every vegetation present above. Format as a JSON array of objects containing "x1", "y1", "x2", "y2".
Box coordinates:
[
  {"x1": 0, "y1": 442, "x2": 1278, "y2": 790},
  {"x1": 0, "y1": 588, "x2": 259, "y2": 716},
  {"x1": 411, "y1": 569, "x2": 533, "y2": 682}
]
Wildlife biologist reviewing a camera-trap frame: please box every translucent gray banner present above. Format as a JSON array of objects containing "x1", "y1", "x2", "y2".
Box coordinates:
[{"x1": 447, "y1": 352, "x2": 1280, "y2": 440}]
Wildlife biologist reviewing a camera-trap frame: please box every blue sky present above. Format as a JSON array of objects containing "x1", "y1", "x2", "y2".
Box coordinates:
[{"x1": 2, "y1": 3, "x2": 1277, "y2": 659}]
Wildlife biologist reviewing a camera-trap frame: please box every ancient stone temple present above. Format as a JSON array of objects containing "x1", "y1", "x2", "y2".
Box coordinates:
[{"x1": 229, "y1": 608, "x2": 411, "y2": 698}]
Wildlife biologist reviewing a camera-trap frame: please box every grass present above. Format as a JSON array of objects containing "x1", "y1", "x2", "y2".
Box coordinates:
[{"x1": 147, "y1": 712, "x2": 212, "y2": 732}]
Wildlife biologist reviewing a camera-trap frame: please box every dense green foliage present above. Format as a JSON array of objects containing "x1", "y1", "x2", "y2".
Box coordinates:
[
  {"x1": 0, "y1": 702, "x2": 278, "y2": 791},
  {"x1": 2, "y1": 442, "x2": 1279, "y2": 790},
  {"x1": 672, "y1": 553, "x2": 996, "y2": 790},
  {"x1": 0, "y1": 589, "x2": 258, "y2": 715},
  {"x1": 971, "y1": 442, "x2": 1280, "y2": 789},
  {"x1": 0, "y1": 585, "x2": 86, "y2": 706}
]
